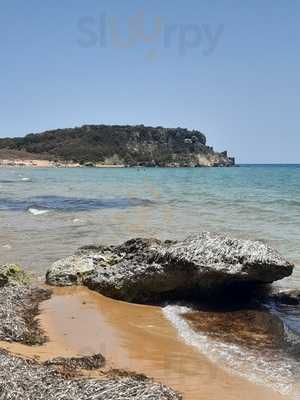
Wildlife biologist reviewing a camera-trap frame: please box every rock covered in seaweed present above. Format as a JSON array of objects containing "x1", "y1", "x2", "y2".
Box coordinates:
[
  {"x1": 0, "y1": 264, "x2": 31, "y2": 287},
  {"x1": 152, "y1": 232, "x2": 294, "y2": 284},
  {"x1": 47, "y1": 247, "x2": 123, "y2": 286},
  {"x1": 46, "y1": 255, "x2": 96, "y2": 286},
  {"x1": 46, "y1": 233, "x2": 294, "y2": 303}
]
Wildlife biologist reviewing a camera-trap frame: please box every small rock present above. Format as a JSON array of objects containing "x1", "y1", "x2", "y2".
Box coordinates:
[{"x1": 0, "y1": 264, "x2": 30, "y2": 287}]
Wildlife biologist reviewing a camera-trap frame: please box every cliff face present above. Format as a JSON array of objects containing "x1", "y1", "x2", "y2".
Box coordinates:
[{"x1": 0, "y1": 125, "x2": 235, "y2": 167}]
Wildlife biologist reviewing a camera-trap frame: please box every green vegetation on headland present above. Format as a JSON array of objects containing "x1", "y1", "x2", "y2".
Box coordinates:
[{"x1": 0, "y1": 124, "x2": 235, "y2": 167}]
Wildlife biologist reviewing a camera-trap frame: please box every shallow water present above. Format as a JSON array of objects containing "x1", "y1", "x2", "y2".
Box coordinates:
[
  {"x1": 0, "y1": 165, "x2": 299, "y2": 272},
  {"x1": 0, "y1": 165, "x2": 299, "y2": 397},
  {"x1": 1, "y1": 286, "x2": 286, "y2": 400},
  {"x1": 164, "y1": 305, "x2": 300, "y2": 398}
]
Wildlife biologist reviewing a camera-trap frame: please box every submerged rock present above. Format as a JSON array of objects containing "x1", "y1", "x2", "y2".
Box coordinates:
[
  {"x1": 270, "y1": 290, "x2": 300, "y2": 306},
  {"x1": 46, "y1": 233, "x2": 294, "y2": 303},
  {"x1": 184, "y1": 308, "x2": 286, "y2": 351}
]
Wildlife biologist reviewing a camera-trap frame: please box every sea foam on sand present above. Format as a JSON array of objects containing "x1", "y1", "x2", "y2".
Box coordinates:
[{"x1": 163, "y1": 305, "x2": 298, "y2": 397}]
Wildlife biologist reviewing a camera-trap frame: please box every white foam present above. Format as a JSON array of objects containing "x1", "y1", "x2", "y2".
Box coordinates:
[
  {"x1": 163, "y1": 305, "x2": 296, "y2": 396},
  {"x1": 28, "y1": 208, "x2": 50, "y2": 216},
  {"x1": 21, "y1": 177, "x2": 31, "y2": 181}
]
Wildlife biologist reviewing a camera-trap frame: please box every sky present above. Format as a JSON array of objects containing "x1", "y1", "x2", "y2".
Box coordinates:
[{"x1": 0, "y1": 0, "x2": 299, "y2": 164}]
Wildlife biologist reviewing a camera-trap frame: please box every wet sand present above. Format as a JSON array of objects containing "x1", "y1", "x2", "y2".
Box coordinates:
[{"x1": 0, "y1": 286, "x2": 289, "y2": 400}]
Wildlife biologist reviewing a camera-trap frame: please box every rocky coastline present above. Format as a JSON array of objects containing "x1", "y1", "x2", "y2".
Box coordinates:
[
  {"x1": 0, "y1": 232, "x2": 297, "y2": 399},
  {"x1": 0, "y1": 125, "x2": 235, "y2": 168}
]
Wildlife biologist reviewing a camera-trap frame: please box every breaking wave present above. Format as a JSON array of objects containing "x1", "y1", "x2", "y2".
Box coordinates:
[
  {"x1": 28, "y1": 208, "x2": 50, "y2": 216},
  {"x1": 0, "y1": 195, "x2": 156, "y2": 213},
  {"x1": 163, "y1": 305, "x2": 300, "y2": 398}
]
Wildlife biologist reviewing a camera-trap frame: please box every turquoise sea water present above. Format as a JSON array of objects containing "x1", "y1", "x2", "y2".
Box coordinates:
[
  {"x1": 0, "y1": 164, "x2": 300, "y2": 397},
  {"x1": 0, "y1": 165, "x2": 299, "y2": 278}
]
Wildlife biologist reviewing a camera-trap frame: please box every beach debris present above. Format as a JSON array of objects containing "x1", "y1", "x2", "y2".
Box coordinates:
[
  {"x1": 0, "y1": 265, "x2": 51, "y2": 344},
  {"x1": 0, "y1": 350, "x2": 182, "y2": 400},
  {"x1": 0, "y1": 269, "x2": 181, "y2": 399},
  {"x1": 45, "y1": 353, "x2": 106, "y2": 372},
  {"x1": 46, "y1": 233, "x2": 294, "y2": 303}
]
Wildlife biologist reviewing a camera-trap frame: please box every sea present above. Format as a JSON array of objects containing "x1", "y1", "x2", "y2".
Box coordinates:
[{"x1": 0, "y1": 164, "x2": 299, "y2": 397}]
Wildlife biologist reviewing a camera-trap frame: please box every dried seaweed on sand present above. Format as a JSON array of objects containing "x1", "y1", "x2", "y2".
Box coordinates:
[
  {"x1": 0, "y1": 350, "x2": 182, "y2": 400},
  {"x1": 0, "y1": 284, "x2": 51, "y2": 344},
  {"x1": 0, "y1": 267, "x2": 181, "y2": 399}
]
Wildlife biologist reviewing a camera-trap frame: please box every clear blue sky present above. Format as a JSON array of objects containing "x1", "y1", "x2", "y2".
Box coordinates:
[{"x1": 1, "y1": 0, "x2": 299, "y2": 163}]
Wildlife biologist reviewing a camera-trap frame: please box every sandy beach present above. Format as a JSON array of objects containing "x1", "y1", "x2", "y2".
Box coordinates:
[
  {"x1": 0, "y1": 159, "x2": 125, "y2": 168},
  {"x1": 0, "y1": 285, "x2": 289, "y2": 400},
  {"x1": 1, "y1": 1, "x2": 299, "y2": 398},
  {"x1": 0, "y1": 165, "x2": 299, "y2": 399}
]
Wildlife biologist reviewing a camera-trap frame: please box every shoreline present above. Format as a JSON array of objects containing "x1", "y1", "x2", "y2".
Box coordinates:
[
  {"x1": 0, "y1": 159, "x2": 236, "y2": 168},
  {"x1": 0, "y1": 285, "x2": 289, "y2": 400},
  {"x1": 0, "y1": 159, "x2": 125, "y2": 168},
  {"x1": 0, "y1": 162, "x2": 298, "y2": 399}
]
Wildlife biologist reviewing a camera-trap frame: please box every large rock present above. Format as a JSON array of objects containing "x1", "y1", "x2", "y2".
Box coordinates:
[{"x1": 46, "y1": 233, "x2": 294, "y2": 303}]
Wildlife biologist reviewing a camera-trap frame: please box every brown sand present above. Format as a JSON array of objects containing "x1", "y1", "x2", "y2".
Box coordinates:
[{"x1": 0, "y1": 286, "x2": 289, "y2": 400}]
